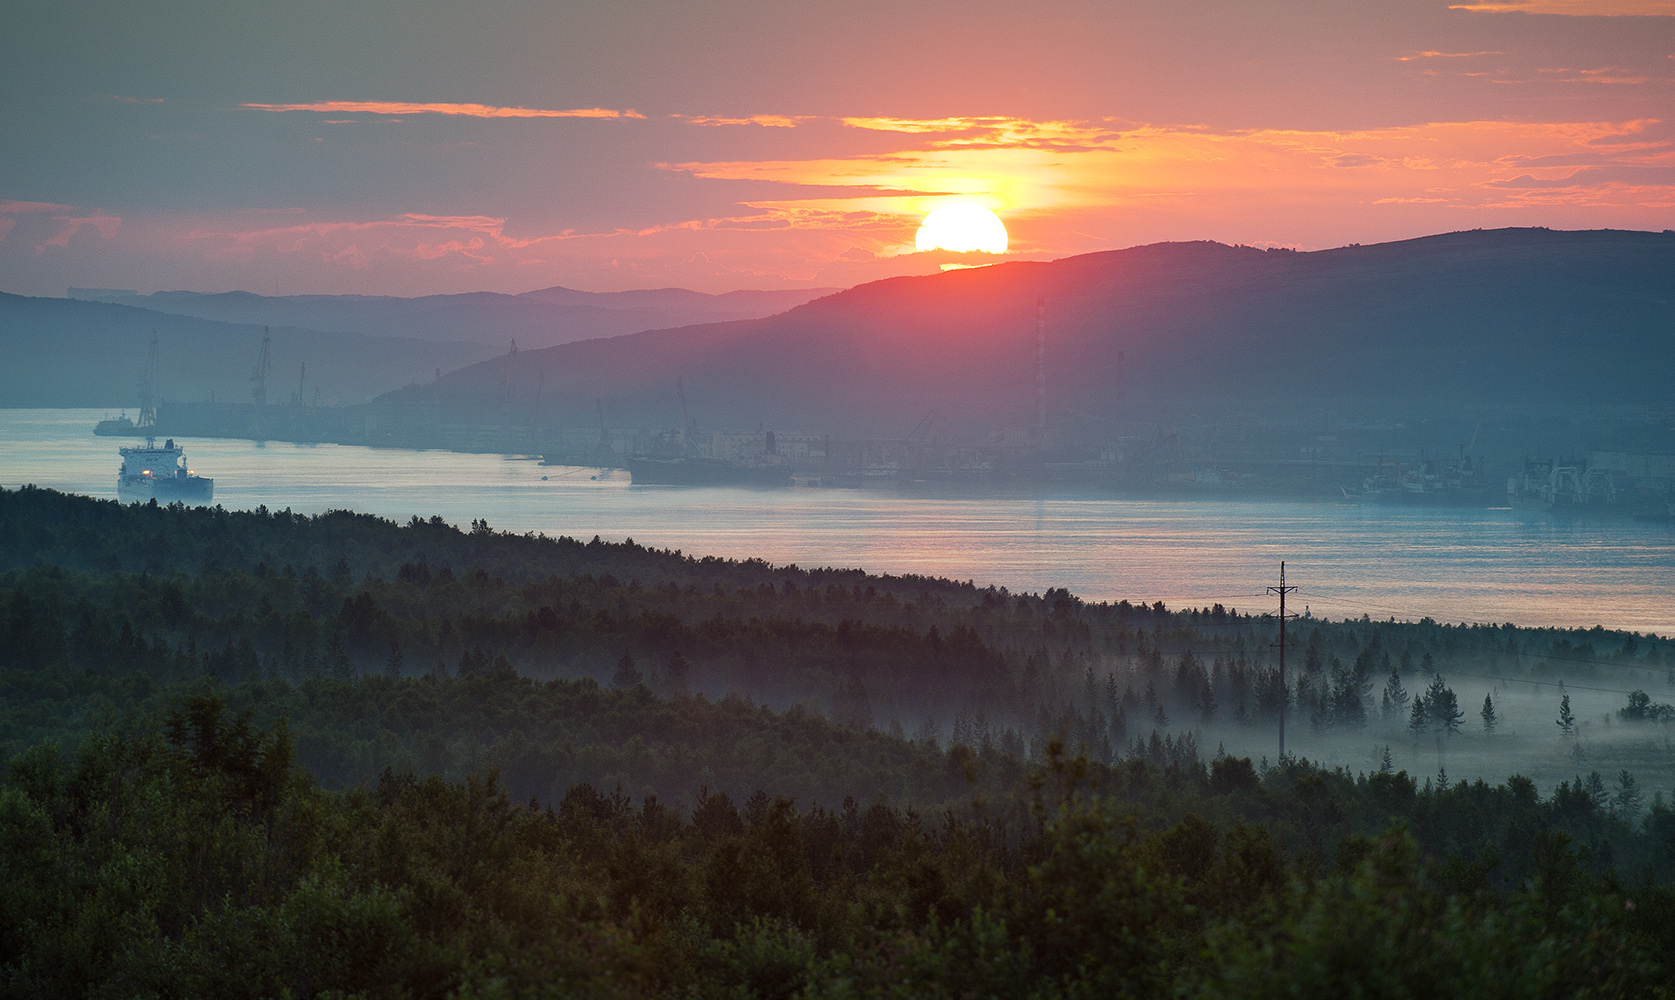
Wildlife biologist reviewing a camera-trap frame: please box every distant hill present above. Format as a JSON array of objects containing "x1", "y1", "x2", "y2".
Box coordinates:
[
  {"x1": 69, "y1": 284, "x2": 838, "y2": 351},
  {"x1": 385, "y1": 228, "x2": 1675, "y2": 436},
  {"x1": 0, "y1": 294, "x2": 493, "y2": 408}
]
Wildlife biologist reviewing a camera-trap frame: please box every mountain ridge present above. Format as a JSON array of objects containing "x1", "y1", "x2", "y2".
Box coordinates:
[
  {"x1": 386, "y1": 227, "x2": 1675, "y2": 436},
  {"x1": 68, "y1": 284, "x2": 839, "y2": 349}
]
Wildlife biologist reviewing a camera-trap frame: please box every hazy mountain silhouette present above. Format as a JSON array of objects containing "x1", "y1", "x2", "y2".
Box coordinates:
[
  {"x1": 0, "y1": 294, "x2": 493, "y2": 408},
  {"x1": 68, "y1": 285, "x2": 838, "y2": 350},
  {"x1": 389, "y1": 228, "x2": 1675, "y2": 437}
]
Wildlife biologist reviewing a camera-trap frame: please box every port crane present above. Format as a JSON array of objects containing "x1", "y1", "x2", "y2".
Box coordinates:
[
  {"x1": 250, "y1": 327, "x2": 271, "y2": 408},
  {"x1": 137, "y1": 330, "x2": 159, "y2": 430}
]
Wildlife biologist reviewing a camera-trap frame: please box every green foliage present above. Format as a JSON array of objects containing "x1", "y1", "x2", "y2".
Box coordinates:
[
  {"x1": 2, "y1": 704, "x2": 1670, "y2": 998},
  {"x1": 3, "y1": 486, "x2": 1675, "y2": 995}
]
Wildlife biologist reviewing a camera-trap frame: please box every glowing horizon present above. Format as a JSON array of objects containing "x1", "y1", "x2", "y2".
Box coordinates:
[{"x1": 3, "y1": 2, "x2": 1671, "y2": 295}]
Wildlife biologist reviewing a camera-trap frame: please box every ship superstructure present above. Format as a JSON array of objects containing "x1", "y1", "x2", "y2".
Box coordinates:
[{"x1": 117, "y1": 437, "x2": 213, "y2": 504}]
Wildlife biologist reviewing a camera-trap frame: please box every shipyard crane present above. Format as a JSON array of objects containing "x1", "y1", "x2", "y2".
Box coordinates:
[
  {"x1": 250, "y1": 327, "x2": 271, "y2": 408},
  {"x1": 137, "y1": 330, "x2": 159, "y2": 429}
]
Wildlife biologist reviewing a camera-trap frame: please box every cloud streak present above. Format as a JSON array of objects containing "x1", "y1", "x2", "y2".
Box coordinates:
[
  {"x1": 1449, "y1": 0, "x2": 1675, "y2": 14},
  {"x1": 241, "y1": 101, "x2": 645, "y2": 119}
]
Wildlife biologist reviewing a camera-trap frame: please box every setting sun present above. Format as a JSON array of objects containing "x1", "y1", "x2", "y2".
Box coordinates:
[{"x1": 915, "y1": 202, "x2": 1008, "y2": 254}]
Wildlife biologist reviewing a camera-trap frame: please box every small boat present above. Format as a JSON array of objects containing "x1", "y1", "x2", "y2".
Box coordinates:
[{"x1": 117, "y1": 437, "x2": 213, "y2": 504}]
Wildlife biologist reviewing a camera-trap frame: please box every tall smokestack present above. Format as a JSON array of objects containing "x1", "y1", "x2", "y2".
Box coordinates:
[{"x1": 1035, "y1": 296, "x2": 1047, "y2": 441}]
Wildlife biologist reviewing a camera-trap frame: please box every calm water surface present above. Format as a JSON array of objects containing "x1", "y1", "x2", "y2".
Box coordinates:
[{"x1": 4, "y1": 409, "x2": 1672, "y2": 635}]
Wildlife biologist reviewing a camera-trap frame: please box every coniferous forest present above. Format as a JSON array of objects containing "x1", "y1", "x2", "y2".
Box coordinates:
[{"x1": 2, "y1": 486, "x2": 1673, "y2": 998}]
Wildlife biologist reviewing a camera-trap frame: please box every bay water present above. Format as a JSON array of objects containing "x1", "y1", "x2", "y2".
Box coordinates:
[{"x1": 4, "y1": 408, "x2": 1672, "y2": 637}]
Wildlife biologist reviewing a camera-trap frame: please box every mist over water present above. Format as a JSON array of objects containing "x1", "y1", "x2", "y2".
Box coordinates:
[{"x1": 7, "y1": 409, "x2": 1673, "y2": 639}]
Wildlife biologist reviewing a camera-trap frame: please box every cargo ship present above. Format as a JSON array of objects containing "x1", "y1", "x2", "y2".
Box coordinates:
[
  {"x1": 94, "y1": 411, "x2": 146, "y2": 436},
  {"x1": 117, "y1": 437, "x2": 214, "y2": 504}
]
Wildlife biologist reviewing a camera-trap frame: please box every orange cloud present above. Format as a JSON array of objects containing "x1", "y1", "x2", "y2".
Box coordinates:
[
  {"x1": 56, "y1": 113, "x2": 1675, "y2": 292},
  {"x1": 843, "y1": 116, "x2": 1123, "y2": 151},
  {"x1": 1450, "y1": 0, "x2": 1675, "y2": 13},
  {"x1": 666, "y1": 117, "x2": 1675, "y2": 256},
  {"x1": 680, "y1": 114, "x2": 811, "y2": 128},
  {"x1": 241, "y1": 101, "x2": 645, "y2": 119}
]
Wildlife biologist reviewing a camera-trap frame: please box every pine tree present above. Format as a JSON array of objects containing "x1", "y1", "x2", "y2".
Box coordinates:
[
  {"x1": 1480, "y1": 692, "x2": 1498, "y2": 733},
  {"x1": 611, "y1": 652, "x2": 642, "y2": 689},
  {"x1": 327, "y1": 632, "x2": 353, "y2": 680},
  {"x1": 1426, "y1": 675, "x2": 1463, "y2": 734},
  {"x1": 1556, "y1": 694, "x2": 1576, "y2": 738},
  {"x1": 1382, "y1": 667, "x2": 1410, "y2": 719},
  {"x1": 1408, "y1": 693, "x2": 1428, "y2": 736},
  {"x1": 664, "y1": 650, "x2": 690, "y2": 696},
  {"x1": 1584, "y1": 770, "x2": 1610, "y2": 810},
  {"x1": 1198, "y1": 675, "x2": 1218, "y2": 723},
  {"x1": 1614, "y1": 770, "x2": 1643, "y2": 820}
]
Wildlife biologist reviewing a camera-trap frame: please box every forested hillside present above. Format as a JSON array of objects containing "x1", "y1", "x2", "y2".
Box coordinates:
[
  {"x1": 2, "y1": 486, "x2": 1674, "y2": 996},
  {"x1": 4, "y1": 485, "x2": 1670, "y2": 789}
]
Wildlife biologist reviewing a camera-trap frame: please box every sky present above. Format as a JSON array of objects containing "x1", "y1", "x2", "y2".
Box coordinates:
[{"x1": 2, "y1": 0, "x2": 1672, "y2": 296}]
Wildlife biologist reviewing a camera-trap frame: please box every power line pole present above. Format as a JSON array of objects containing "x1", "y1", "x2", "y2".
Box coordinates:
[{"x1": 1268, "y1": 561, "x2": 1298, "y2": 758}]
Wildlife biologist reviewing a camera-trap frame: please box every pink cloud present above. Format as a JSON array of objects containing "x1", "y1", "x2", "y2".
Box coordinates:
[
  {"x1": 0, "y1": 201, "x2": 121, "y2": 252},
  {"x1": 39, "y1": 215, "x2": 121, "y2": 251},
  {"x1": 1395, "y1": 51, "x2": 1504, "y2": 61}
]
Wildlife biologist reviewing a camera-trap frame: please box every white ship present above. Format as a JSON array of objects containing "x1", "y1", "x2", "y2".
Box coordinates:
[{"x1": 117, "y1": 437, "x2": 213, "y2": 504}]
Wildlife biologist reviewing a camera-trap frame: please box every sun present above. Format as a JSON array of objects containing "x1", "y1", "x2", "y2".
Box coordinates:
[{"x1": 915, "y1": 203, "x2": 1008, "y2": 254}]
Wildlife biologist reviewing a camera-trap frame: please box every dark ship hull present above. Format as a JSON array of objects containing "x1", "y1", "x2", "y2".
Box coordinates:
[
  {"x1": 117, "y1": 475, "x2": 214, "y2": 505},
  {"x1": 94, "y1": 416, "x2": 145, "y2": 437},
  {"x1": 626, "y1": 457, "x2": 790, "y2": 487}
]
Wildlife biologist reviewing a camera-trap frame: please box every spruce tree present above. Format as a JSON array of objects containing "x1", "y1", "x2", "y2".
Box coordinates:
[
  {"x1": 664, "y1": 650, "x2": 690, "y2": 696},
  {"x1": 1585, "y1": 770, "x2": 1610, "y2": 810},
  {"x1": 1426, "y1": 675, "x2": 1463, "y2": 734},
  {"x1": 1614, "y1": 770, "x2": 1644, "y2": 820},
  {"x1": 1407, "y1": 692, "x2": 1428, "y2": 736},
  {"x1": 1557, "y1": 694, "x2": 1576, "y2": 738},
  {"x1": 611, "y1": 652, "x2": 642, "y2": 689},
  {"x1": 1382, "y1": 667, "x2": 1410, "y2": 719},
  {"x1": 1480, "y1": 692, "x2": 1498, "y2": 733}
]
